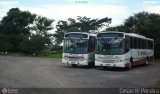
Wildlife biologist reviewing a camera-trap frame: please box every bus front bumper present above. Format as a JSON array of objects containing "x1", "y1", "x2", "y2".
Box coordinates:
[
  {"x1": 95, "y1": 61, "x2": 126, "y2": 68},
  {"x1": 62, "y1": 58, "x2": 88, "y2": 66}
]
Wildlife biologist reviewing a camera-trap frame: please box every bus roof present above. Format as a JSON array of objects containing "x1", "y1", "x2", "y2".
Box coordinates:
[
  {"x1": 125, "y1": 33, "x2": 153, "y2": 41},
  {"x1": 65, "y1": 32, "x2": 89, "y2": 35},
  {"x1": 99, "y1": 31, "x2": 153, "y2": 41},
  {"x1": 65, "y1": 32, "x2": 96, "y2": 37}
]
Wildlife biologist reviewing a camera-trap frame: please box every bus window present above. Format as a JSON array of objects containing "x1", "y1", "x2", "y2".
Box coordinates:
[
  {"x1": 146, "y1": 40, "x2": 148, "y2": 49},
  {"x1": 144, "y1": 40, "x2": 147, "y2": 49},
  {"x1": 142, "y1": 39, "x2": 144, "y2": 49},
  {"x1": 138, "y1": 38, "x2": 141, "y2": 49},
  {"x1": 140, "y1": 38, "x2": 142, "y2": 49},
  {"x1": 125, "y1": 36, "x2": 130, "y2": 52},
  {"x1": 134, "y1": 37, "x2": 137, "y2": 49},
  {"x1": 148, "y1": 40, "x2": 151, "y2": 49},
  {"x1": 130, "y1": 37, "x2": 134, "y2": 49},
  {"x1": 151, "y1": 41, "x2": 153, "y2": 49}
]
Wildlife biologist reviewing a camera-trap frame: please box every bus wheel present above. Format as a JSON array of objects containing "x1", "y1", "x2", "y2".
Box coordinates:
[
  {"x1": 128, "y1": 58, "x2": 133, "y2": 70},
  {"x1": 145, "y1": 57, "x2": 149, "y2": 65},
  {"x1": 71, "y1": 64, "x2": 77, "y2": 67},
  {"x1": 128, "y1": 62, "x2": 132, "y2": 70}
]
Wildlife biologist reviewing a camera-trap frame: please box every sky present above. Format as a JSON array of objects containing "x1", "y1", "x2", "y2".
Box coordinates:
[{"x1": 0, "y1": 0, "x2": 160, "y2": 31}]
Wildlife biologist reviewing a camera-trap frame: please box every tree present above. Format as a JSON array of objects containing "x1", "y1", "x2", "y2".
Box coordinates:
[
  {"x1": 32, "y1": 16, "x2": 54, "y2": 36},
  {"x1": 51, "y1": 44, "x2": 63, "y2": 52},
  {"x1": 0, "y1": 8, "x2": 54, "y2": 54},
  {"x1": 54, "y1": 16, "x2": 111, "y2": 44},
  {"x1": 0, "y1": 8, "x2": 36, "y2": 52},
  {"x1": 19, "y1": 16, "x2": 54, "y2": 55},
  {"x1": 0, "y1": 34, "x2": 13, "y2": 52},
  {"x1": 106, "y1": 12, "x2": 160, "y2": 58},
  {"x1": 19, "y1": 34, "x2": 51, "y2": 55}
]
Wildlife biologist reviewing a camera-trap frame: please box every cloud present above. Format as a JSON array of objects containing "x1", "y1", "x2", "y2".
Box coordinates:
[
  {"x1": 145, "y1": 5, "x2": 160, "y2": 14},
  {"x1": 20, "y1": 4, "x2": 129, "y2": 26},
  {"x1": 0, "y1": 0, "x2": 19, "y2": 19},
  {"x1": 0, "y1": 0, "x2": 19, "y2": 9},
  {"x1": 142, "y1": 0, "x2": 159, "y2": 4}
]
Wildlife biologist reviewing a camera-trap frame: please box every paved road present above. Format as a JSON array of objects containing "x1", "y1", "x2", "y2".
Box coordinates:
[{"x1": 0, "y1": 56, "x2": 160, "y2": 88}]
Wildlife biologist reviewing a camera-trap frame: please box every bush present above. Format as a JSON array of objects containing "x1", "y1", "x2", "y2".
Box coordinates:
[{"x1": 51, "y1": 45, "x2": 63, "y2": 52}]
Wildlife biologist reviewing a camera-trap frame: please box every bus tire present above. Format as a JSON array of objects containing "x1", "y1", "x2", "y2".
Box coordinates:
[
  {"x1": 128, "y1": 58, "x2": 133, "y2": 70},
  {"x1": 71, "y1": 64, "x2": 77, "y2": 67},
  {"x1": 100, "y1": 66, "x2": 105, "y2": 70},
  {"x1": 145, "y1": 57, "x2": 149, "y2": 65}
]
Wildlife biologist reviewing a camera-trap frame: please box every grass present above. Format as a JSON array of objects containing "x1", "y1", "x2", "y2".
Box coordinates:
[
  {"x1": 0, "y1": 52, "x2": 29, "y2": 57},
  {"x1": 154, "y1": 59, "x2": 160, "y2": 64},
  {"x1": 155, "y1": 80, "x2": 160, "y2": 88},
  {"x1": 154, "y1": 80, "x2": 160, "y2": 94},
  {"x1": 38, "y1": 52, "x2": 62, "y2": 58},
  {"x1": 0, "y1": 51, "x2": 62, "y2": 58}
]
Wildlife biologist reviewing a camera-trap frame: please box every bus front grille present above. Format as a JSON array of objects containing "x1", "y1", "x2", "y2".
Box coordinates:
[
  {"x1": 64, "y1": 56, "x2": 83, "y2": 61},
  {"x1": 102, "y1": 60, "x2": 116, "y2": 63},
  {"x1": 97, "y1": 57, "x2": 117, "y2": 63}
]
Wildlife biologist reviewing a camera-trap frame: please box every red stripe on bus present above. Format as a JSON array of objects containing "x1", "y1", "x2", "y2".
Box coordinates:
[{"x1": 133, "y1": 56, "x2": 153, "y2": 66}]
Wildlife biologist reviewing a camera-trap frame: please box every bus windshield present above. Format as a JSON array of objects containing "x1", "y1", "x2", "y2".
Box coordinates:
[
  {"x1": 96, "y1": 37, "x2": 124, "y2": 55},
  {"x1": 64, "y1": 39, "x2": 88, "y2": 54}
]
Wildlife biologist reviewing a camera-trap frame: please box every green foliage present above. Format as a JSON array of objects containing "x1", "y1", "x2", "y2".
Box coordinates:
[
  {"x1": 0, "y1": 34, "x2": 13, "y2": 52},
  {"x1": 38, "y1": 51, "x2": 62, "y2": 58},
  {"x1": 51, "y1": 45, "x2": 63, "y2": 52},
  {"x1": 0, "y1": 8, "x2": 54, "y2": 55},
  {"x1": 54, "y1": 16, "x2": 111, "y2": 44},
  {"x1": 106, "y1": 12, "x2": 160, "y2": 58},
  {"x1": 154, "y1": 59, "x2": 160, "y2": 64},
  {"x1": 7, "y1": 52, "x2": 28, "y2": 57},
  {"x1": 19, "y1": 34, "x2": 52, "y2": 55},
  {"x1": 1, "y1": 8, "x2": 36, "y2": 35},
  {"x1": 0, "y1": 51, "x2": 62, "y2": 58},
  {"x1": 154, "y1": 80, "x2": 160, "y2": 88},
  {"x1": 32, "y1": 16, "x2": 54, "y2": 35},
  {"x1": 0, "y1": 8, "x2": 36, "y2": 52},
  {"x1": 47, "y1": 52, "x2": 62, "y2": 58}
]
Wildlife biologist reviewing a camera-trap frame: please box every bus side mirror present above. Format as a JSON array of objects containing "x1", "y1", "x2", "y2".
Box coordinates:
[{"x1": 125, "y1": 49, "x2": 129, "y2": 53}]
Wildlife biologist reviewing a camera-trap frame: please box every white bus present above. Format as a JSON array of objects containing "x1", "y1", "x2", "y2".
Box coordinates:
[
  {"x1": 95, "y1": 31, "x2": 154, "y2": 69},
  {"x1": 62, "y1": 32, "x2": 96, "y2": 67}
]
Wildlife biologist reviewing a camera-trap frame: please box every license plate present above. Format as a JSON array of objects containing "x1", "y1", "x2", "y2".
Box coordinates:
[
  {"x1": 71, "y1": 62, "x2": 75, "y2": 64},
  {"x1": 105, "y1": 64, "x2": 111, "y2": 66}
]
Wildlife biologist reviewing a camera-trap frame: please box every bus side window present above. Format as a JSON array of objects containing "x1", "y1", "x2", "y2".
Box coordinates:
[
  {"x1": 134, "y1": 37, "x2": 137, "y2": 49},
  {"x1": 142, "y1": 39, "x2": 145, "y2": 49},
  {"x1": 138, "y1": 38, "x2": 141, "y2": 49},
  {"x1": 146, "y1": 40, "x2": 148, "y2": 49},
  {"x1": 125, "y1": 36, "x2": 130, "y2": 52},
  {"x1": 130, "y1": 37, "x2": 134, "y2": 49},
  {"x1": 151, "y1": 41, "x2": 153, "y2": 49},
  {"x1": 141, "y1": 39, "x2": 143, "y2": 49},
  {"x1": 148, "y1": 40, "x2": 150, "y2": 49},
  {"x1": 140, "y1": 38, "x2": 142, "y2": 49},
  {"x1": 144, "y1": 40, "x2": 147, "y2": 49}
]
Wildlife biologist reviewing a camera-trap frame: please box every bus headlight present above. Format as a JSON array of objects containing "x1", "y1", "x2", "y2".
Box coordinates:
[{"x1": 119, "y1": 59, "x2": 123, "y2": 62}]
